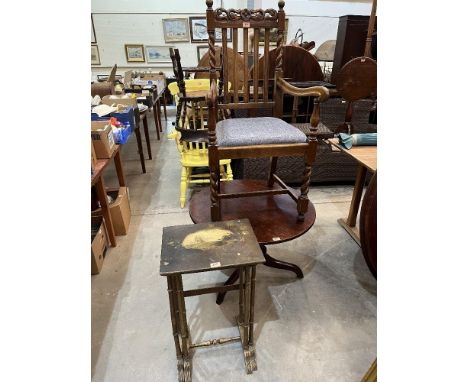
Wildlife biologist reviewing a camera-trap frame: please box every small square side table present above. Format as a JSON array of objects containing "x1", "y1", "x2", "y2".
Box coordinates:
[{"x1": 160, "y1": 219, "x2": 264, "y2": 382}]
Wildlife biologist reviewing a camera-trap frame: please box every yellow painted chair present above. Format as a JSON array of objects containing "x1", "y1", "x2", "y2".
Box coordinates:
[{"x1": 168, "y1": 48, "x2": 233, "y2": 208}]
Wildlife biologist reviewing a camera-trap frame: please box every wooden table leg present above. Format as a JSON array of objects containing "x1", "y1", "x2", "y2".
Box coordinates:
[
  {"x1": 167, "y1": 276, "x2": 185, "y2": 379},
  {"x1": 113, "y1": 148, "x2": 126, "y2": 187},
  {"x1": 163, "y1": 90, "x2": 168, "y2": 120},
  {"x1": 134, "y1": 125, "x2": 146, "y2": 174},
  {"x1": 152, "y1": 100, "x2": 161, "y2": 141},
  {"x1": 241, "y1": 266, "x2": 256, "y2": 374},
  {"x1": 174, "y1": 274, "x2": 192, "y2": 381},
  {"x1": 216, "y1": 269, "x2": 240, "y2": 305},
  {"x1": 216, "y1": 243, "x2": 303, "y2": 305},
  {"x1": 95, "y1": 177, "x2": 116, "y2": 247},
  {"x1": 262, "y1": 244, "x2": 303, "y2": 278},
  {"x1": 142, "y1": 114, "x2": 152, "y2": 160},
  {"x1": 157, "y1": 98, "x2": 163, "y2": 133},
  {"x1": 338, "y1": 163, "x2": 367, "y2": 245}
]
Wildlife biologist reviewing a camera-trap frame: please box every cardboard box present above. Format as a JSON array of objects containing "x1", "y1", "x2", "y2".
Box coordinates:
[
  {"x1": 91, "y1": 217, "x2": 109, "y2": 275},
  {"x1": 91, "y1": 121, "x2": 115, "y2": 159},
  {"x1": 92, "y1": 187, "x2": 131, "y2": 236}
]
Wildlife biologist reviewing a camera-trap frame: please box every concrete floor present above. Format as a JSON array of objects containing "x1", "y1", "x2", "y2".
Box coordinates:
[{"x1": 92, "y1": 110, "x2": 376, "y2": 382}]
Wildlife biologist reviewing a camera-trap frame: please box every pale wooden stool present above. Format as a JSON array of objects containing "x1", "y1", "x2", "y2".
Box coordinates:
[{"x1": 160, "y1": 219, "x2": 264, "y2": 382}]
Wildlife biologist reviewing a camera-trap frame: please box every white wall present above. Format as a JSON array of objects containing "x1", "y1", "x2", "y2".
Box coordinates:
[{"x1": 91, "y1": 0, "x2": 372, "y2": 80}]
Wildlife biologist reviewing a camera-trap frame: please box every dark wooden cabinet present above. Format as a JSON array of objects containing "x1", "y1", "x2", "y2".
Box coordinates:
[{"x1": 331, "y1": 15, "x2": 376, "y2": 84}]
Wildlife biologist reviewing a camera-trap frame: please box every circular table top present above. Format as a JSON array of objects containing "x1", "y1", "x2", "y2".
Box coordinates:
[{"x1": 189, "y1": 180, "x2": 316, "y2": 245}]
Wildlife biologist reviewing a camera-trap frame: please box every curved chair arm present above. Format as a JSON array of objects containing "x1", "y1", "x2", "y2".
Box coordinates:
[{"x1": 277, "y1": 77, "x2": 330, "y2": 102}]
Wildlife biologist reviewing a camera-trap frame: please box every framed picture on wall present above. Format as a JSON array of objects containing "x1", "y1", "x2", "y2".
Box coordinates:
[
  {"x1": 259, "y1": 19, "x2": 288, "y2": 45},
  {"x1": 91, "y1": 15, "x2": 96, "y2": 43},
  {"x1": 197, "y1": 45, "x2": 209, "y2": 62},
  {"x1": 162, "y1": 18, "x2": 190, "y2": 43},
  {"x1": 190, "y1": 17, "x2": 208, "y2": 42},
  {"x1": 125, "y1": 44, "x2": 145, "y2": 62},
  {"x1": 189, "y1": 17, "x2": 232, "y2": 43},
  {"x1": 146, "y1": 45, "x2": 173, "y2": 63},
  {"x1": 91, "y1": 44, "x2": 100, "y2": 65}
]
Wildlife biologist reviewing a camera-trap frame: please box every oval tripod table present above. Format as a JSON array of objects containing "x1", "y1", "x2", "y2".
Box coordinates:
[{"x1": 189, "y1": 179, "x2": 316, "y2": 304}]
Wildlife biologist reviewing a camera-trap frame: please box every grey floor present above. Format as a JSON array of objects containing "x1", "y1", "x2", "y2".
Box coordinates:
[{"x1": 92, "y1": 109, "x2": 376, "y2": 382}]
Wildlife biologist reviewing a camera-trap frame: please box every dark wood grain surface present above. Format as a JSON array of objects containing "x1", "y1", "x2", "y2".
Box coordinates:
[
  {"x1": 359, "y1": 171, "x2": 377, "y2": 278},
  {"x1": 189, "y1": 180, "x2": 316, "y2": 245},
  {"x1": 336, "y1": 56, "x2": 377, "y2": 102},
  {"x1": 256, "y1": 45, "x2": 324, "y2": 82}
]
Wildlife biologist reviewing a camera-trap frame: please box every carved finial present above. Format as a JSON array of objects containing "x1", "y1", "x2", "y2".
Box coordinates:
[
  {"x1": 278, "y1": 0, "x2": 285, "y2": 10},
  {"x1": 206, "y1": 0, "x2": 213, "y2": 9}
]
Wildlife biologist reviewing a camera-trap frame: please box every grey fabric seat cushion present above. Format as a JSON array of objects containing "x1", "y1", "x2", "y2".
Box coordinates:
[{"x1": 216, "y1": 117, "x2": 307, "y2": 147}]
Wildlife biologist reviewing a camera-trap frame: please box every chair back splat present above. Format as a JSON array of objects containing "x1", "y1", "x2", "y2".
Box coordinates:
[{"x1": 206, "y1": 0, "x2": 285, "y2": 114}]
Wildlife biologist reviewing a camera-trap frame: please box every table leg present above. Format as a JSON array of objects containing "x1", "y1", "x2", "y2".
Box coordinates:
[
  {"x1": 262, "y1": 244, "x2": 303, "y2": 278},
  {"x1": 95, "y1": 177, "x2": 116, "y2": 247},
  {"x1": 174, "y1": 274, "x2": 192, "y2": 382},
  {"x1": 134, "y1": 125, "x2": 146, "y2": 174},
  {"x1": 216, "y1": 243, "x2": 303, "y2": 305},
  {"x1": 152, "y1": 100, "x2": 161, "y2": 141},
  {"x1": 113, "y1": 148, "x2": 126, "y2": 187},
  {"x1": 167, "y1": 276, "x2": 185, "y2": 380},
  {"x1": 347, "y1": 164, "x2": 367, "y2": 227},
  {"x1": 142, "y1": 114, "x2": 152, "y2": 160},
  {"x1": 248, "y1": 266, "x2": 256, "y2": 347},
  {"x1": 244, "y1": 266, "x2": 257, "y2": 373},
  {"x1": 163, "y1": 90, "x2": 168, "y2": 120},
  {"x1": 157, "y1": 98, "x2": 163, "y2": 133},
  {"x1": 216, "y1": 268, "x2": 240, "y2": 305},
  {"x1": 338, "y1": 164, "x2": 367, "y2": 245}
]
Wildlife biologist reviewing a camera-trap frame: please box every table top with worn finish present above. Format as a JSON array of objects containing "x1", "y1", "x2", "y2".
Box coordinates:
[
  {"x1": 160, "y1": 219, "x2": 264, "y2": 276},
  {"x1": 328, "y1": 138, "x2": 377, "y2": 171}
]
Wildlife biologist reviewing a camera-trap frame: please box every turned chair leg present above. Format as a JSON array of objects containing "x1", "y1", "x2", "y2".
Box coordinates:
[
  {"x1": 267, "y1": 157, "x2": 278, "y2": 187},
  {"x1": 226, "y1": 163, "x2": 233, "y2": 181},
  {"x1": 297, "y1": 151, "x2": 313, "y2": 221},
  {"x1": 180, "y1": 167, "x2": 188, "y2": 208},
  {"x1": 210, "y1": 161, "x2": 221, "y2": 221}
]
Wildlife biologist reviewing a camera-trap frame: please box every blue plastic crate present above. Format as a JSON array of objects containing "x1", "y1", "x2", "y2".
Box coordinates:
[
  {"x1": 112, "y1": 124, "x2": 132, "y2": 144},
  {"x1": 91, "y1": 106, "x2": 135, "y2": 131}
]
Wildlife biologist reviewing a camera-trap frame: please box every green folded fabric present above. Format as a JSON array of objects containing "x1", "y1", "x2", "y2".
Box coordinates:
[{"x1": 338, "y1": 133, "x2": 377, "y2": 149}]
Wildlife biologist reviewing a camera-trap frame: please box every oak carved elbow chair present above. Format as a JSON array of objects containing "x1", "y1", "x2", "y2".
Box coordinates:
[{"x1": 204, "y1": 0, "x2": 330, "y2": 222}]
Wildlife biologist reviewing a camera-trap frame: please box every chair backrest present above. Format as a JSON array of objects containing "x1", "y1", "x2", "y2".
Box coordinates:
[
  {"x1": 206, "y1": 0, "x2": 286, "y2": 113},
  {"x1": 169, "y1": 48, "x2": 186, "y2": 98}
]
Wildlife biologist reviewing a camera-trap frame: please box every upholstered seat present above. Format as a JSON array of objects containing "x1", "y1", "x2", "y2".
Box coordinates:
[{"x1": 216, "y1": 117, "x2": 307, "y2": 147}]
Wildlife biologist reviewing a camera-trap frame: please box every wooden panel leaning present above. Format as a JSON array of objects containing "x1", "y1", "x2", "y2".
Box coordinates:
[{"x1": 205, "y1": 0, "x2": 330, "y2": 222}]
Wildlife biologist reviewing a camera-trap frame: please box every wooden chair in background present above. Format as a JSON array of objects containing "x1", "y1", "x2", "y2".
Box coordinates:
[
  {"x1": 205, "y1": 0, "x2": 330, "y2": 222},
  {"x1": 169, "y1": 47, "x2": 233, "y2": 208}
]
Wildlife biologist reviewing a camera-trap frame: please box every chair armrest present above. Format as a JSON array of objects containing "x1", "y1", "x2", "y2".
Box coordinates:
[{"x1": 277, "y1": 78, "x2": 330, "y2": 102}]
